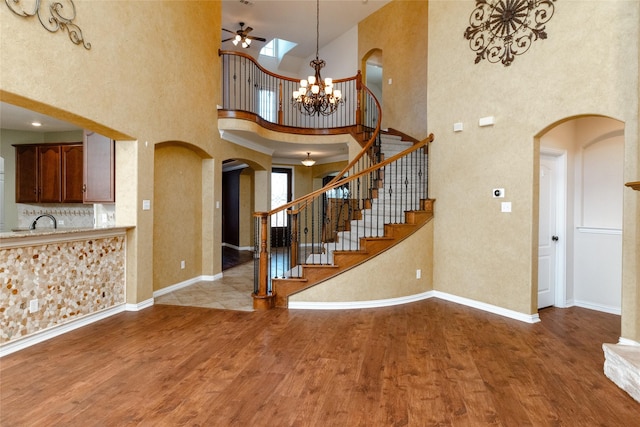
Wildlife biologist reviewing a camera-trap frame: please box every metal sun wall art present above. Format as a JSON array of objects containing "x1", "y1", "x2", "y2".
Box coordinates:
[
  {"x1": 5, "y1": 0, "x2": 91, "y2": 49},
  {"x1": 464, "y1": 0, "x2": 555, "y2": 66}
]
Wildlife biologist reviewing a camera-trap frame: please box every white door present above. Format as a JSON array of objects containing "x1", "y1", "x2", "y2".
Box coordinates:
[{"x1": 538, "y1": 154, "x2": 559, "y2": 308}]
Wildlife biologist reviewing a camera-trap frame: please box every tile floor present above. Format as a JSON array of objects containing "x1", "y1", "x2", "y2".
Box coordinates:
[{"x1": 155, "y1": 259, "x2": 254, "y2": 312}]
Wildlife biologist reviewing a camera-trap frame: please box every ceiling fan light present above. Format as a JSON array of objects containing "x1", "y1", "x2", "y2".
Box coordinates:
[
  {"x1": 235, "y1": 34, "x2": 242, "y2": 41},
  {"x1": 232, "y1": 39, "x2": 239, "y2": 46},
  {"x1": 245, "y1": 38, "x2": 251, "y2": 45}
]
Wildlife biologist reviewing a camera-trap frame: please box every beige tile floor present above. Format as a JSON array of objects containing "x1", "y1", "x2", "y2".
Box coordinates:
[{"x1": 155, "y1": 261, "x2": 254, "y2": 311}]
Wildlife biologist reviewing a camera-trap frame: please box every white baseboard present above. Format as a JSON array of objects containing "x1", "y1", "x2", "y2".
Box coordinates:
[
  {"x1": 289, "y1": 291, "x2": 434, "y2": 310},
  {"x1": 573, "y1": 300, "x2": 621, "y2": 315},
  {"x1": 222, "y1": 243, "x2": 254, "y2": 251},
  {"x1": 153, "y1": 275, "x2": 220, "y2": 298},
  {"x1": 0, "y1": 304, "x2": 126, "y2": 358},
  {"x1": 125, "y1": 298, "x2": 154, "y2": 311},
  {"x1": 433, "y1": 291, "x2": 541, "y2": 323},
  {"x1": 290, "y1": 290, "x2": 540, "y2": 324}
]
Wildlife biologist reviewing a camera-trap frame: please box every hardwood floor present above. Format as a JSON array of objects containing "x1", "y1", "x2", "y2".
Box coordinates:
[{"x1": 1, "y1": 301, "x2": 638, "y2": 426}]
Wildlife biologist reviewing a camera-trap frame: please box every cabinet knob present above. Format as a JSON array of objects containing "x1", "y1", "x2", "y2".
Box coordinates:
[{"x1": 82, "y1": 184, "x2": 87, "y2": 193}]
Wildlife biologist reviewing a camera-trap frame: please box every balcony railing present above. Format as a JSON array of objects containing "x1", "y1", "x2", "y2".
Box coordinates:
[{"x1": 219, "y1": 50, "x2": 373, "y2": 133}]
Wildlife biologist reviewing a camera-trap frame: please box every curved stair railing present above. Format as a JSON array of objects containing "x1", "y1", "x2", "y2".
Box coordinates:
[{"x1": 219, "y1": 50, "x2": 433, "y2": 309}]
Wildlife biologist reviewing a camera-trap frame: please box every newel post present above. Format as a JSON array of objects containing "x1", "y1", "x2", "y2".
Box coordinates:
[
  {"x1": 252, "y1": 212, "x2": 275, "y2": 309},
  {"x1": 355, "y1": 70, "x2": 362, "y2": 127}
]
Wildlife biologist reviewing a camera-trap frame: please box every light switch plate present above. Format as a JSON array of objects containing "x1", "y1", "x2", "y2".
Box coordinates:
[
  {"x1": 501, "y1": 202, "x2": 512, "y2": 212},
  {"x1": 142, "y1": 200, "x2": 151, "y2": 210}
]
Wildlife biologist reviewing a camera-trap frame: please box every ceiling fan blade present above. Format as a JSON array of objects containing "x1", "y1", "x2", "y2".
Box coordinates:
[
  {"x1": 222, "y1": 28, "x2": 237, "y2": 34},
  {"x1": 244, "y1": 27, "x2": 254, "y2": 34},
  {"x1": 222, "y1": 38, "x2": 234, "y2": 43},
  {"x1": 247, "y1": 36, "x2": 266, "y2": 42}
]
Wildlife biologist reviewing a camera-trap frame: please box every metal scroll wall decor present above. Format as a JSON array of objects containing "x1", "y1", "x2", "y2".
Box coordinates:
[
  {"x1": 464, "y1": 0, "x2": 555, "y2": 66},
  {"x1": 5, "y1": 0, "x2": 91, "y2": 49}
]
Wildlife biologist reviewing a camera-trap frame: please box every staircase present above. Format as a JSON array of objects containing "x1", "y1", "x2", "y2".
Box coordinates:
[{"x1": 271, "y1": 133, "x2": 434, "y2": 307}]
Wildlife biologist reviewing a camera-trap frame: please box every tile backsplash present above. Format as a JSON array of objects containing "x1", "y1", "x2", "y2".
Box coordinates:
[{"x1": 16, "y1": 203, "x2": 116, "y2": 229}]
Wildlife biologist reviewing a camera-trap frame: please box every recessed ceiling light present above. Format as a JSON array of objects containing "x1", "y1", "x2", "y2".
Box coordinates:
[{"x1": 31, "y1": 121, "x2": 42, "y2": 127}]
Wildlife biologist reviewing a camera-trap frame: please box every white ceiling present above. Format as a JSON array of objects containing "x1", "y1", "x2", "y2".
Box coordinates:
[
  {"x1": 221, "y1": 0, "x2": 390, "y2": 60},
  {"x1": 1, "y1": 0, "x2": 390, "y2": 164}
]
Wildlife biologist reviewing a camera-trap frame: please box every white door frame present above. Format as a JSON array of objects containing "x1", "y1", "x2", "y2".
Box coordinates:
[{"x1": 540, "y1": 147, "x2": 567, "y2": 308}]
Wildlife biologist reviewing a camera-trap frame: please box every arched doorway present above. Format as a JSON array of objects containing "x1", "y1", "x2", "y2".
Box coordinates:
[
  {"x1": 222, "y1": 159, "x2": 256, "y2": 269},
  {"x1": 537, "y1": 116, "x2": 624, "y2": 313},
  {"x1": 362, "y1": 49, "x2": 383, "y2": 116}
]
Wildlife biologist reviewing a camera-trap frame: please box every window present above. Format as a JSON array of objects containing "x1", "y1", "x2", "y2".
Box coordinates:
[
  {"x1": 258, "y1": 89, "x2": 276, "y2": 122},
  {"x1": 261, "y1": 40, "x2": 275, "y2": 57}
]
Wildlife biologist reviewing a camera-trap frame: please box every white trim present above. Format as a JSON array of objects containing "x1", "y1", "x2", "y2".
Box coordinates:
[
  {"x1": 290, "y1": 290, "x2": 540, "y2": 324},
  {"x1": 222, "y1": 242, "x2": 254, "y2": 252},
  {"x1": 576, "y1": 226, "x2": 622, "y2": 235},
  {"x1": 433, "y1": 291, "x2": 541, "y2": 323},
  {"x1": 125, "y1": 298, "x2": 154, "y2": 311},
  {"x1": 540, "y1": 148, "x2": 568, "y2": 309},
  {"x1": 618, "y1": 338, "x2": 640, "y2": 346},
  {"x1": 573, "y1": 299, "x2": 621, "y2": 315},
  {"x1": 152, "y1": 275, "x2": 221, "y2": 298},
  {"x1": 288, "y1": 291, "x2": 434, "y2": 310},
  {"x1": 0, "y1": 304, "x2": 126, "y2": 358}
]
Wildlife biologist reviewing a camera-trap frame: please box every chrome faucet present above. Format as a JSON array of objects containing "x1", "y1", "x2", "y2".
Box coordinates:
[{"x1": 30, "y1": 214, "x2": 57, "y2": 230}]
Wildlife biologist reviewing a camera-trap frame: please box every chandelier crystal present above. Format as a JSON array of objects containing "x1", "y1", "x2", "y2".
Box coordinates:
[{"x1": 292, "y1": 0, "x2": 344, "y2": 116}]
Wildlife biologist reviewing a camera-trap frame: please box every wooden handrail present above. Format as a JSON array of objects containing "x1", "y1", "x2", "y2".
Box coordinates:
[
  {"x1": 219, "y1": 49, "x2": 358, "y2": 84},
  {"x1": 253, "y1": 133, "x2": 434, "y2": 220}
]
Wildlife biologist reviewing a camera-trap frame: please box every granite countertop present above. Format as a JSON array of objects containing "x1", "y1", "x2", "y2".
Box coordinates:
[{"x1": 0, "y1": 226, "x2": 133, "y2": 247}]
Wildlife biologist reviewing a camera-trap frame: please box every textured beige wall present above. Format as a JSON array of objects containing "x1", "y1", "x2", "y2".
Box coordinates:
[
  {"x1": 427, "y1": 0, "x2": 639, "y2": 335},
  {"x1": 1, "y1": 1, "x2": 223, "y2": 303},
  {"x1": 290, "y1": 219, "x2": 434, "y2": 303},
  {"x1": 153, "y1": 144, "x2": 203, "y2": 291},
  {"x1": 359, "y1": 0, "x2": 429, "y2": 140}
]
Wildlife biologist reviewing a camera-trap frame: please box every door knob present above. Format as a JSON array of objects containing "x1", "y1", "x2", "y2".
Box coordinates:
[{"x1": 552, "y1": 235, "x2": 559, "y2": 242}]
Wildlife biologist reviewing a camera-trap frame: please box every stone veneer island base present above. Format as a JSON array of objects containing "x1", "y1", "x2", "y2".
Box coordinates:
[
  {"x1": 1, "y1": 227, "x2": 129, "y2": 355},
  {"x1": 603, "y1": 343, "x2": 640, "y2": 403}
]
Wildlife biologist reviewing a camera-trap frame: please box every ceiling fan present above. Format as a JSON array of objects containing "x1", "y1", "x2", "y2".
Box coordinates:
[{"x1": 222, "y1": 22, "x2": 266, "y2": 48}]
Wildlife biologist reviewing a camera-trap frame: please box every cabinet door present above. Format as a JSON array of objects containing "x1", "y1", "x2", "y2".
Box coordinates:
[
  {"x1": 84, "y1": 131, "x2": 115, "y2": 203},
  {"x1": 38, "y1": 145, "x2": 62, "y2": 203},
  {"x1": 62, "y1": 144, "x2": 84, "y2": 203},
  {"x1": 15, "y1": 145, "x2": 39, "y2": 203}
]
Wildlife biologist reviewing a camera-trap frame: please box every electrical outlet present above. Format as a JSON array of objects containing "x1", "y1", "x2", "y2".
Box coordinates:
[
  {"x1": 29, "y1": 299, "x2": 39, "y2": 313},
  {"x1": 180, "y1": 260, "x2": 186, "y2": 269},
  {"x1": 416, "y1": 269, "x2": 421, "y2": 279}
]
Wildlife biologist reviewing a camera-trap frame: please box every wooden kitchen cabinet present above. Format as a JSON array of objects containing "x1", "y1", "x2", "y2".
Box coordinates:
[
  {"x1": 62, "y1": 144, "x2": 84, "y2": 203},
  {"x1": 38, "y1": 145, "x2": 62, "y2": 203},
  {"x1": 83, "y1": 131, "x2": 115, "y2": 203},
  {"x1": 15, "y1": 145, "x2": 39, "y2": 203},
  {"x1": 15, "y1": 143, "x2": 83, "y2": 203}
]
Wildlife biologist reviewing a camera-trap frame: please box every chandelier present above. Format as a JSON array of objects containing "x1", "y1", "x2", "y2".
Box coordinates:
[{"x1": 292, "y1": 0, "x2": 344, "y2": 116}]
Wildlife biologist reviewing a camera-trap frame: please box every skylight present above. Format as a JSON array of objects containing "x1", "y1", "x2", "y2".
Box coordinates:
[{"x1": 260, "y1": 38, "x2": 296, "y2": 60}]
